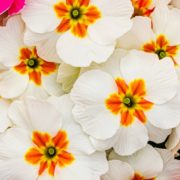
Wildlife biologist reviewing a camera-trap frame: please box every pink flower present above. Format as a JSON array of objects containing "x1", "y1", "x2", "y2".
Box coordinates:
[{"x1": 0, "y1": 0, "x2": 25, "y2": 15}]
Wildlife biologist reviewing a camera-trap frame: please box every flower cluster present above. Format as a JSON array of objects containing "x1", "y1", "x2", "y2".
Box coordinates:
[{"x1": 0, "y1": 0, "x2": 179, "y2": 180}]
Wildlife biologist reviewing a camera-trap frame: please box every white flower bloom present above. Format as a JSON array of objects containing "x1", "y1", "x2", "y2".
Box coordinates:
[
  {"x1": 119, "y1": 4, "x2": 180, "y2": 76},
  {"x1": 0, "y1": 97, "x2": 108, "y2": 180},
  {"x1": 22, "y1": 0, "x2": 133, "y2": 67},
  {"x1": 70, "y1": 49, "x2": 180, "y2": 155},
  {"x1": 102, "y1": 145, "x2": 180, "y2": 180},
  {"x1": 0, "y1": 16, "x2": 63, "y2": 99}
]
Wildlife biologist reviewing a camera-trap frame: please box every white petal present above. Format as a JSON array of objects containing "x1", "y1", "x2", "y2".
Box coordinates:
[
  {"x1": 101, "y1": 160, "x2": 134, "y2": 180},
  {"x1": 57, "y1": 63, "x2": 80, "y2": 93},
  {"x1": 91, "y1": 0, "x2": 133, "y2": 17},
  {"x1": 0, "y1": 159, "x2": 37, "y2": 180},
  {"x1": 8, "y1": 100, "x2": 33, "y2": 130},
  {"x1": 22, "y1": 0, "x2": 59, "y2": 33},
  {"x1": 42, "y1": 71, "x2": 64, "y2": 97},
  {"x1": 57, "y1": 32, "x2": 115, "y2": 67},
  {"x1": 113, "y1": 120, "x2": 148, "y2": 156},
  {"x1": 0, "y1": 128, "x2": 36, "y2": 179},
  {"x1": 98, "y1": 49, "x2": 126, "y2": 78},
  {"x1": 21, "y1": 81, "x2": 49, "y2": 99},
  {"x1": 88, "y1": 16, "x2": 132, "y2": 45},
  {"x1": 0, "y1": 99, "x2": 11, "y2": 133},
  {"x1": 121, "y1": 50, "x2": 178, "y2": 104},
  {"x1": 146, "y1": 86, "x2": 180, "y2": 129},
  {"x1": 0, "y1": 15, "x2": 24, "y2": 66},
  {"x1": 0, "y1": 128, "x2": 32, "y2": 159},
  {"x1": 164, "y1": 8, "x2": 180, "y2": 45},
  {"x1": 146, "y1": 122, "x2": 171, "y2": 143},
  {"x1": 118, "y1": 16, "x2": 155, "y2": 49},
  {"x1": 0, "y1": 69, "x2": 28, "y2": 99},
  {"x1": 71, "y1": 70, "x2": 119, "y2": 140},
  {"x1": 90, "y1": 134, "x2": 117, "y2": 152},
  {"x1": 48, "y1": 94, "x2": 74, "y2": 121},
  {"x1": 56, "y1": 152, "x2": 108, "y2": 180},
  {"x1": 24, "y1": 97, "x2": 62, "y2": 134},
  {"x1": 151, "y1": 3, "x2": 170, "y2": 35}
]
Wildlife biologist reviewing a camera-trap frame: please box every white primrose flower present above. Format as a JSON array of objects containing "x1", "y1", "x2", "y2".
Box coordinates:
[
  {"x1": 0, "y1": 16, "x2": 63, "y2": 99},
  {"x1": 118, "y1": 4, "x2": 180, "y2": 77},
  {"x1": 102, "y1": 145, "x2": 180, "y2": 180},
  {"x1": 21, "y1": 0, "x2": 133, "y2": 67},
  {"x1": 0, "y1": 97, "x2": 108, "y2": 180},
  {"x1": 70, "y1": 50, "x2": 180, "y2": 155}
]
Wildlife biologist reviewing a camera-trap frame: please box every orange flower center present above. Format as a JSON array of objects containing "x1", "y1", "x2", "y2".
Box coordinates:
[
  {"x1": 14, "y1": 47, "x2": 57, "y2": 86},
  {"x1": 132, "y1": 173, "x2": 156, "y2": 180},
  {"x1": 54, "y1": 0, "x2": 101, "y2": 38},
  {"x1": 25, "y1": 131, "x2": 75, "y2": 176},
  {"x1": 131, "y1": 0, "x2": 155, "y2": 17},
  {"x1": 105, "y1": 78, "x2": 153, "y2": 126},
  {"x1": 143, "y1": 35, "x2": 179, "y2": 66}
]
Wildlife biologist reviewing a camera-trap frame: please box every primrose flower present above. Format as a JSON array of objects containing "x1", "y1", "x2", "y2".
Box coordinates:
[
  {"x1": 0, "y1": 97, "x2": 108, "y2": 179},
  {"x1": 0, "y1": 0, "x2": 25, "y2": 15},
  {"x1": 70, "y1": 50, "x2": 180, "y2": 155},
  {"x1": 131, "y1": 0, "x2": 170, "y2": 17},
  {"x1": 118, "y1": 4, "x2": 180, "y2": 76},
  {"x1": 102, "y1": 145, "x2": 180, "y2": 180},
  {"x1": 22, "y1": 0, "x2": 133, "y2": 67},
  {"x1": 0, "y1": 16, "x2": 63, "y2": 99}
]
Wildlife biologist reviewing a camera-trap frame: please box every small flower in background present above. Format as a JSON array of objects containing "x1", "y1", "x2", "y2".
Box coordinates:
[
  {"x1": 0, "y1": 16, "x2": 63, "y2": 99},
  {"x1": 21, "y1": 0, "x2": 133, "y2": 67},
  {"x1": 0, "y1": 0, "x2": 25, "y2": 16},
  {"x1": 70, "y1": 50, "x2": 180, "y2": 155},
  {"x1": 131, "y1": 0, "x2": 170, "y2": 17},
  {"x1": 131, "y1": 0, "x2": 156, "y2": 17},
  {"x1": 0, "y1": 97, "x2": 108, "y2": 179},
  {"x1": 102, "y1": 145, "x2": 180, "y2": 180}
]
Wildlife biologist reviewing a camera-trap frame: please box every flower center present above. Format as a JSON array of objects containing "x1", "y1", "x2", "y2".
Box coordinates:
[
  {"x1": 70, "y1": 8, "x2": 81, "y2": 19},
  {"x1": 46, "y1": 146, "x2": 57, "y2": 158},
  {"x1": 123, "y1": 96, "x2": 135, "y2": 108},
  {"x1": 155, "y1": 49, "x2": 167, "y2": 59},
  {"x1": 27, "y1": 58, "x2": 39, "y2": 68},
  {"x1": 25, "y1": 131, "x2": 75, "y2": 176}
]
